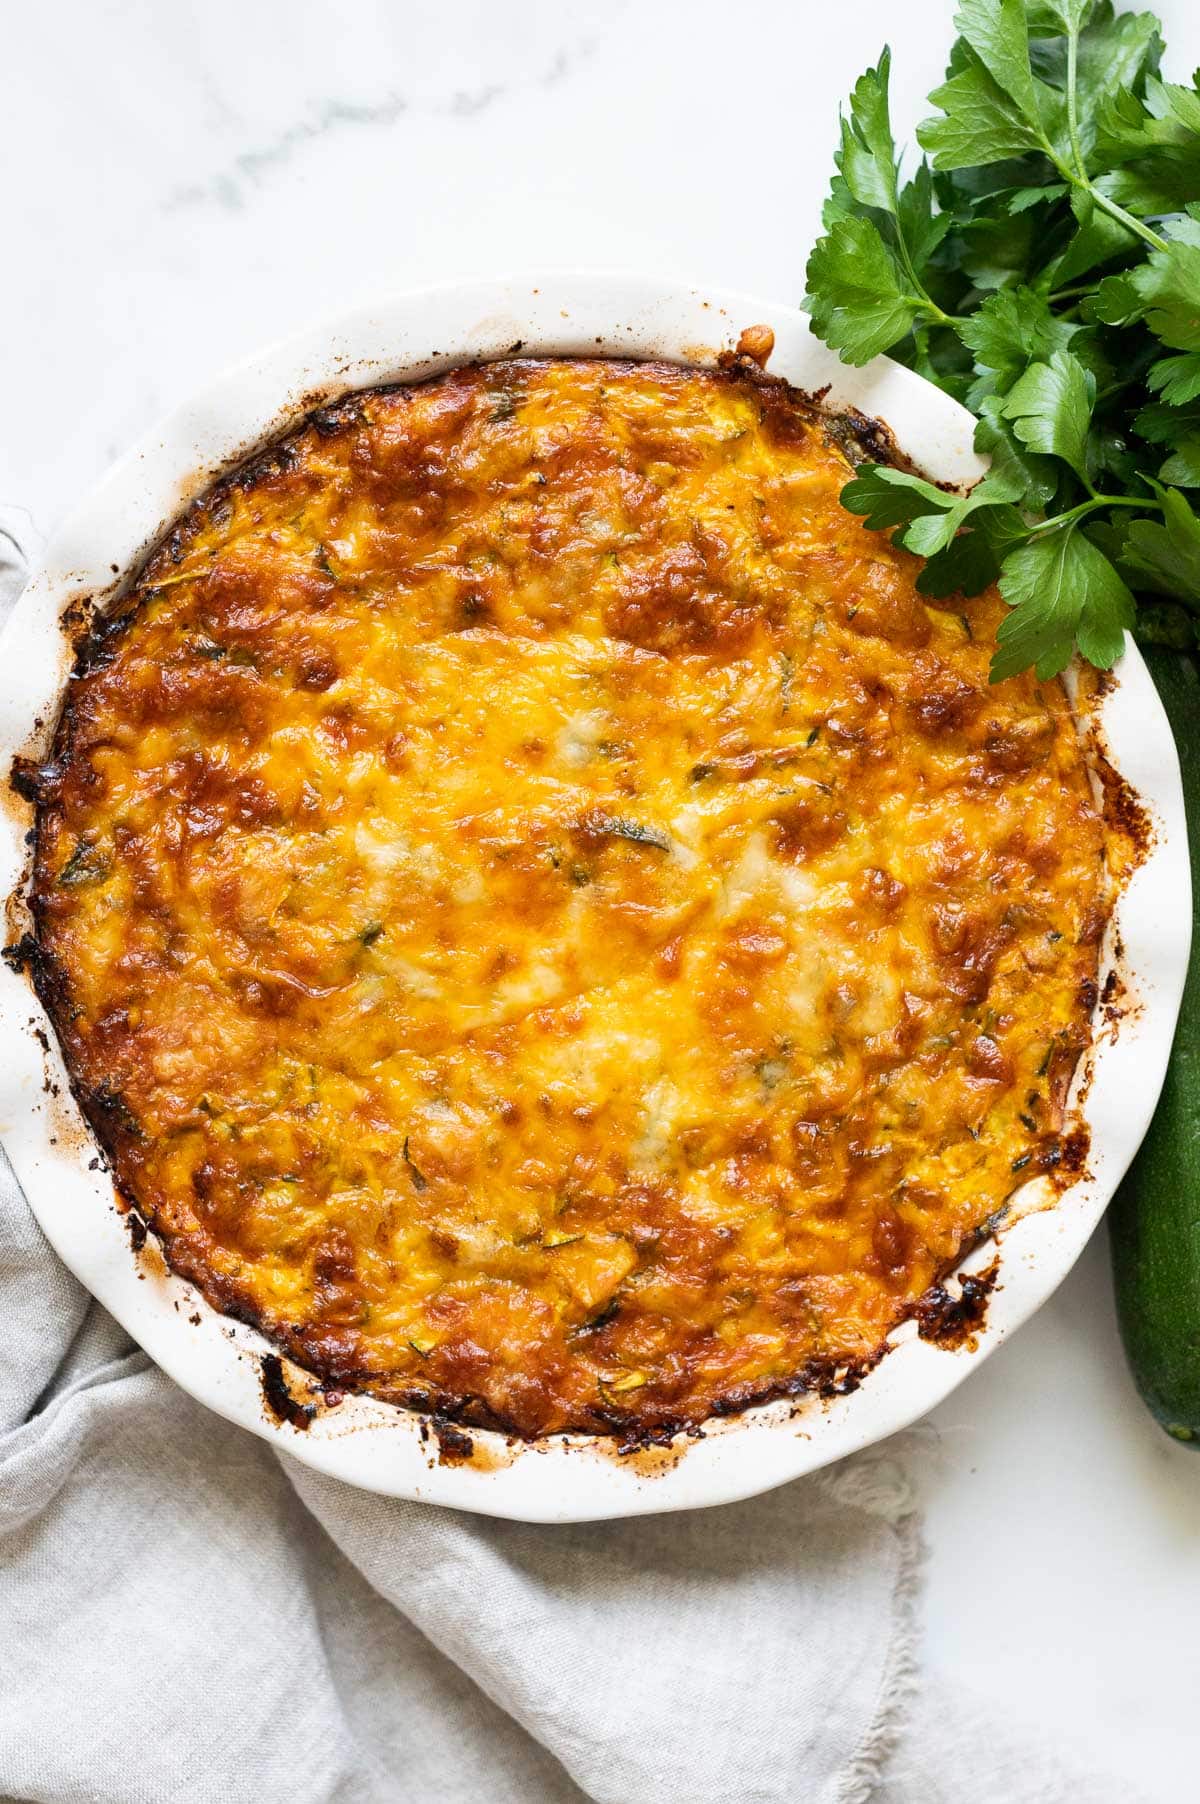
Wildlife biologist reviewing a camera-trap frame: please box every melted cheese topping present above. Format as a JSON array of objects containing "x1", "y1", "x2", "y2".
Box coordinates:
[{"x1": 33, "y1": 359, "x2": 1108, "y2": 1437}]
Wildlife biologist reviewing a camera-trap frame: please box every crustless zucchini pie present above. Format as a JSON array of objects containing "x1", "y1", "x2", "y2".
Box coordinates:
[{"x1": 24, "y1": 355, "x2": 1109, "y2": 1438}]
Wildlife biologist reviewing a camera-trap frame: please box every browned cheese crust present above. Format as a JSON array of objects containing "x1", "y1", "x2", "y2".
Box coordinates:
[{"x1": 29, "y1": 358, "x2": 1109, "y2": 1437}]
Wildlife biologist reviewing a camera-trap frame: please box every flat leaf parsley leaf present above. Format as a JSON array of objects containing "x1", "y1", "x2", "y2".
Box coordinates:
[
  {"x1": 805, "y1": 218, "x2": 927, "y2": 365},
  {"x1": 1122, "y1": 485, "x2": 1200, "y2": 601},
  {"x1": 804, "y1": 0, "x2": 1200, "y2": 678}
]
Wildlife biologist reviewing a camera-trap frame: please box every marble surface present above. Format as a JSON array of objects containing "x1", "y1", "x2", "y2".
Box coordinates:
[{"x1": 5, "y1": 2, "x2": 1198, "y2": 1795}]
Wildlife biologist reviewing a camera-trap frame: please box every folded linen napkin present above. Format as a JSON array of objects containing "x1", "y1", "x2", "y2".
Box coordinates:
[{"x1": 0, "y1": 539, "x2": 1136, "y2": 1804}]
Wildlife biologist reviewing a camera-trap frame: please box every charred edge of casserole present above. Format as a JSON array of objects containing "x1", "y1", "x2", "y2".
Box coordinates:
[
  {"x1": 22, "y1": 946, "x2": 1077, "y2": 1448},
  {"x1": 21, "y1": 1020, "x2": 1037, "y2": 1452},
  {"x1": 428, "y1": 1417, "x2": 477, "y2": 1464},
  {"x1": 914, "y1": 1259, "x2": 999, "y2": 1350},
  {"x1": 1092, "y1": 744, "x2": 1153, "y2": 862},
  {"x1": 15, "y1": 355, "x2": 916, "y2": 898},
  {"x1": 17, "y1": 356, "x2": 917, "y2": 884},
  {"x1": 15, "y1": 886, "x2": 1038, "y2": 1447},
  {"x1": 259, "y1": 1353, "x2": 316, "y2": 1432},
  {"x1": 42, "y1": 357, "x2": 912, "y2": 690},
  {"x1": 13, "y1": 354, "x2": 1092, "y2": 1450}
]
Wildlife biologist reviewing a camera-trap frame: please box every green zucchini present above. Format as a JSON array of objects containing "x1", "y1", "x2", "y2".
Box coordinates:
[{"x1": 1109, "y1": 643, "x2": 1200, "y2": 1446}]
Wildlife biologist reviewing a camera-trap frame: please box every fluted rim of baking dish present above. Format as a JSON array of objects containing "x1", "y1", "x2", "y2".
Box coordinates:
[{"x1": 0, "y1": 273, "x2": 1189, "y2": 1520}]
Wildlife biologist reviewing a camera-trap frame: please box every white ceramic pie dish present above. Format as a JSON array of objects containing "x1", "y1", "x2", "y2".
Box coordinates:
[{"x1": 0, "y1": 273, "x2": 1190, "y2": 1521}]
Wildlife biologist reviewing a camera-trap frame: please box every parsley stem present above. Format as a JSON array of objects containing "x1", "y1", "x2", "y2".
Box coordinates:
[
  {"x1": 1065, "y1": 28, "x2": 1087, "y2": 183},
  {"x1": 896, "y1": 254, "x2": 959, "y2": 330},
  {"x1": 1044, "y1": 113, "x2": 1166, "y2": 251},
  {"x1": 1088, "y1": 187, "x2": 1169, "y2": 254},
  {"x1": 1049, "y1": 283, "x2": 1096, "y2": 303},
  {"x1": 922, "y1": 300, "x2": 963, "y2": 328},
  {"x1": 1028, "y1": 494, "x2": 1163, "y2": 535},
  {"x1": 883, "y1": 175, "x2": 963, "y2": 332},
  {"x1": 1046, "y1": 153, "x2": 1168, "y2": 253},
  {"x1": 1097, "y1": 190, "x2": 1162, "y2": 252},
  {"x1": 913, "y1": 297, "x2": 965, "y2": 330}
]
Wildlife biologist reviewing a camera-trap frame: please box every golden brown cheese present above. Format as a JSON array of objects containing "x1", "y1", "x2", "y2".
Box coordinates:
[{"x1": 29, "y1": 358, "x2": 1109, "y2": 1438}]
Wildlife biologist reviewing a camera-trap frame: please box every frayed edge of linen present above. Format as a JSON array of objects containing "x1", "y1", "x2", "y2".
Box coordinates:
[{"x1": 821, "y1": 1447, "x2": 922, "y2": 1804}]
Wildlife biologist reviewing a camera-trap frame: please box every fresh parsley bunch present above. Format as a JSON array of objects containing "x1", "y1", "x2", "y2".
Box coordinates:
[{"x1": 803, "y1": 0, "x2": 1200, "y2": 681}]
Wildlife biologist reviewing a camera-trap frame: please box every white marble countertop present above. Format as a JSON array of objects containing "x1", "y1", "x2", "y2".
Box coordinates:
[{"x1": 6, "y1": 2, "x2": 1198, "y2": 1795}]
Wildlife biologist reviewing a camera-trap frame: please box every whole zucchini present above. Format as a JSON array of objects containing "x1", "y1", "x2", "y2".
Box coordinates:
[{"x1": 1109, "y1": 643, "x2": 1200, "y2": 1445}]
